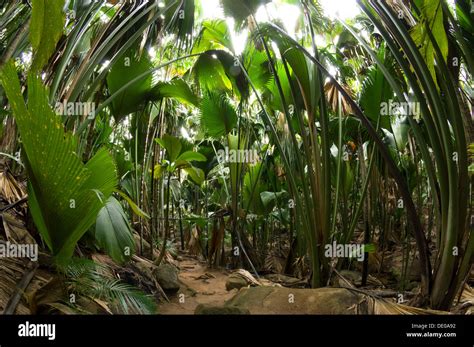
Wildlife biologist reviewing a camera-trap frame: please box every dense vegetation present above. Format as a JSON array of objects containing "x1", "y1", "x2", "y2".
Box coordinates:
[{"x1": 0, "y1": 0, "x2": 472, "y2": 314}]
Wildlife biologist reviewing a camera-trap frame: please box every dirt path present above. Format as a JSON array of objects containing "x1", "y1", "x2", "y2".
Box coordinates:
[{"x1": 157, "y1": 255, "x2": 237, "y2": 314}]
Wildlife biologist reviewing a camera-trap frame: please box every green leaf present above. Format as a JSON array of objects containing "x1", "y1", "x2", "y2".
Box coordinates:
[
  {"x1": 183, "y1": 166, "x2": 205, "y2": 185},
  {"x1": 341, "y1": 161, "x2": 354, "y2": 198},
  {"x1": 411, "y1": 0, "x2": 448, "y2": 88},
  {"x1": 393, "y1": 116, "x2": 410, "y2": 151},
  {"x1": 107, "y1": 47, "x2": 153, "y2": 120},
  {"x1": 153, "y1": 164, "x2": 164, "y2": 180},
  {"x1": 155, "y1": 134, "x2": 182, "y2": 162},
  {"x1": 115, "y1": 190, "x2": 150, "y2": 219},
  {"x1": 61, "y1": 258, "x2": 156, "y2": 314},
  {"x1": 95, "y1": 197, "x2": 135, "y2": 264},
  {"x1": 30, "y1": 0, "x2": 65, "y2": 72},
  {"x1": 207, "y1": 50, "x2": 249, "y2": 100},
  {"x1": 149, "y1": 78, "x2": 199, "y2": 107},
  {"x1": 193, "y1": 52, "x2": 232, "y2": 92},
  {"x1": 96, "y1": 279, "x2": 156, "y2": 314},
  {"x1": 243, "y1": 47, "x2": 271, "y2": 91},
  {"x1": 260, "y1": 191, "x2": 286, "y2": 209},
  {"x1": 184, "y1": 214, "x2": 207, "y2": 229},
  {"x1": 359, "y1": 45, "x2": 394, "y2": 130},
  {"x1": 176, "y1": 151, "x2": 207, "y2": 163},
  {"x1": 164, "y1": 0, "x2": 195, "y2": 48},
  {"x1": 284, "y1": 47, "x2": 316, "y2": 110},
  {"x1": 243, "y1": 163, "x2": 265, "y2": 214},
  {"x1": 363, "y1": 244, "x2": 376, "y2": 253},
  {"x1": 263, "y1": 62, "x2": 294, "y2": 113},
  {"x1": 193, "y1": 19, "x2": 233, "y2": 53},
  {"x1": 200, "y1": 92, "x2": 237, "y2": 138},
  {"x1": 0, "y1": 62, "x2": 118, "y2": 261}
]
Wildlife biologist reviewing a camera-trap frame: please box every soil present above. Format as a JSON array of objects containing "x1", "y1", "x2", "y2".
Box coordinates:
[{"x1": 157, "y1": 255, "x2": 237, "y2": 314}]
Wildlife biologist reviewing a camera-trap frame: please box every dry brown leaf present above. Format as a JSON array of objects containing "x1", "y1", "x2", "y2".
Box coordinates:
[
  {"x1": 0, "y1": 170, "x2": 26, "y2": 204},
  {"x1": 2, "y1": 212, "x2": 36, "y2": 244},
  {"x1": 93, "y1": 298, "x2": 113, "y2": 315},
  {"x1": 231, "y1": 269, "x2": 261, "y2": 287},
  {"x1": 364, "y1": 295, "x2": 447, "y2": 315}
]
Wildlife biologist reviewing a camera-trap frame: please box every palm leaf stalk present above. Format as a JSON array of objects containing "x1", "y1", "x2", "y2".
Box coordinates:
[
  {"x1": 266, "y1": 21, "x2": 432, "y2": 298},
  {"x1": 358, "y1": 0, "x2": 470, "y2": 308}
]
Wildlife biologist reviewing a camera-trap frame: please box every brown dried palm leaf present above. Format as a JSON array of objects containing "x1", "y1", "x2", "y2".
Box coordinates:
[
  {"x1": 230, "y1": 269, "x2": 261, "y2": 287},
  {"x1": 358, "y1": 292, "x2": 448, "y2": 315},
  {"x1": 28, "y1": 275, "x2": 68, "y2": 314},
  {"x1": 264, "y1": 252, "x2": 285, "y2": 274},
  {"x1": 186, "y1": 227, "x2": 202, "y2": 256},
  {"x1": 0, "y1": 117, "x2": 17, "y2": 164},
  {"x1": 2, "y1": 212, "x2": 35, "y2": 244},
  {"x1": 324, "y1": 80, "x2": 354, "y2": 115},
  {"x1": 208, "y1": 218, "x2": 225, "y2": 267},
  {"x1": 0, "y1": 170, "x2": 26, "y2": 204},
  {"x1": 449, "y1": 282, "x2": 474, "y2": 314},
  {"x1": 386, "y1": 0, "x2": 416, "y2": 26},
  {"x1": 369, "y1": 298, "x2": 446, "y2": 315},
  {"x1": 0, "y1": 257, "x2": 50, "y2": 314},
  {"x1": 460, "y1": 284, "x2": 474, "y2": 306},
  {"x1": 45, "y1": 302, "x2": 83, "y2": 315}
]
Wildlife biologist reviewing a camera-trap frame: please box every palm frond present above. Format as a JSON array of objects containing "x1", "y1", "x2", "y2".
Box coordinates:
[
  {"x1": 199, "y1": 91, "x2": 237, "y2": 138},
  {"x1": 61, "y1": 257, "x2": 156, "y2": 314},
  {"x1": 0, "y1": 62, "x2": 118, "y2": 261}
]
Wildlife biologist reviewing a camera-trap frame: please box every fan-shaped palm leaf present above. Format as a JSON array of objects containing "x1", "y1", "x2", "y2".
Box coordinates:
[
  {"x1": 199, "y1": 92, "x2": 237, "y2": 138},
  {"x1": 0, "y1": 62, "x2": 118, "y2": 261}
]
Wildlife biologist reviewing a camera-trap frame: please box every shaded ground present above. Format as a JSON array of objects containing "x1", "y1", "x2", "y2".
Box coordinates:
[
  {"x1": 158, "y1": 255, "x2": 237, "y2": 314},
  {"x1": 156, "y1": 253, "x2": 474, "y2": 315}
]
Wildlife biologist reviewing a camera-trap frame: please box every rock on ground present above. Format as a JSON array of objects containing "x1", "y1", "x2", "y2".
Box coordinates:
[
  {"x1": 224, "y1": 286, "x2": 366, "y2": 314},
  {"x1": 225, "y1": 269, "x2": 260, "y2": 291},
  {"x1": 155, "y1": 263, "x2": 180, "y2": 293},
  {"x1": 225, "y1": 275, "x2": 250, "y2": 291},
  {"x1": 194, "y1": 304, "x2": 250, "y2": 315}
]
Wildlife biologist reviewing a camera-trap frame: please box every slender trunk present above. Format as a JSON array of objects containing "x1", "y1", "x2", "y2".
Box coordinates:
[
  {"x1": 155, "y1": 172, "x2": 171, "y2": 267},
  {"x1": 178, "y1": 184, "x2": 184, "y2": 251}
]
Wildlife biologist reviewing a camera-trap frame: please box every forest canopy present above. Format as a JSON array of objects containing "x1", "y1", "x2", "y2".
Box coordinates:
[{"x1": 0, "y1": 0, "x2": 472, "y2": 317}]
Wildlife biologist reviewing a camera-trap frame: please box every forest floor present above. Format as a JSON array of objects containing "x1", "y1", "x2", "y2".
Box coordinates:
[
  {"x1": 155, "y1": 251, "x2": 474, "y2": 315},
  {"x1": 158, "y1": 255, "x2": 236, "y2": 314}
]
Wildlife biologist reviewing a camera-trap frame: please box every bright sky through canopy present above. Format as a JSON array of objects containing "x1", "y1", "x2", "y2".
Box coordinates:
[
  {"x1": 200, "y1": 0, "x2": 361, "y2": 54},
  {"x1": 319, "y1": 0, "x2": 360, "y2": 19},
  {"x1": 200, "y1": 0, "x2": 361, "y2": 21}
]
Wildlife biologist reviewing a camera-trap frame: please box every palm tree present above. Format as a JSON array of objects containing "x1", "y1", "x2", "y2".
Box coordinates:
[{"x1": 0, "y1": 0, "x2": 471, "y2": 313}]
